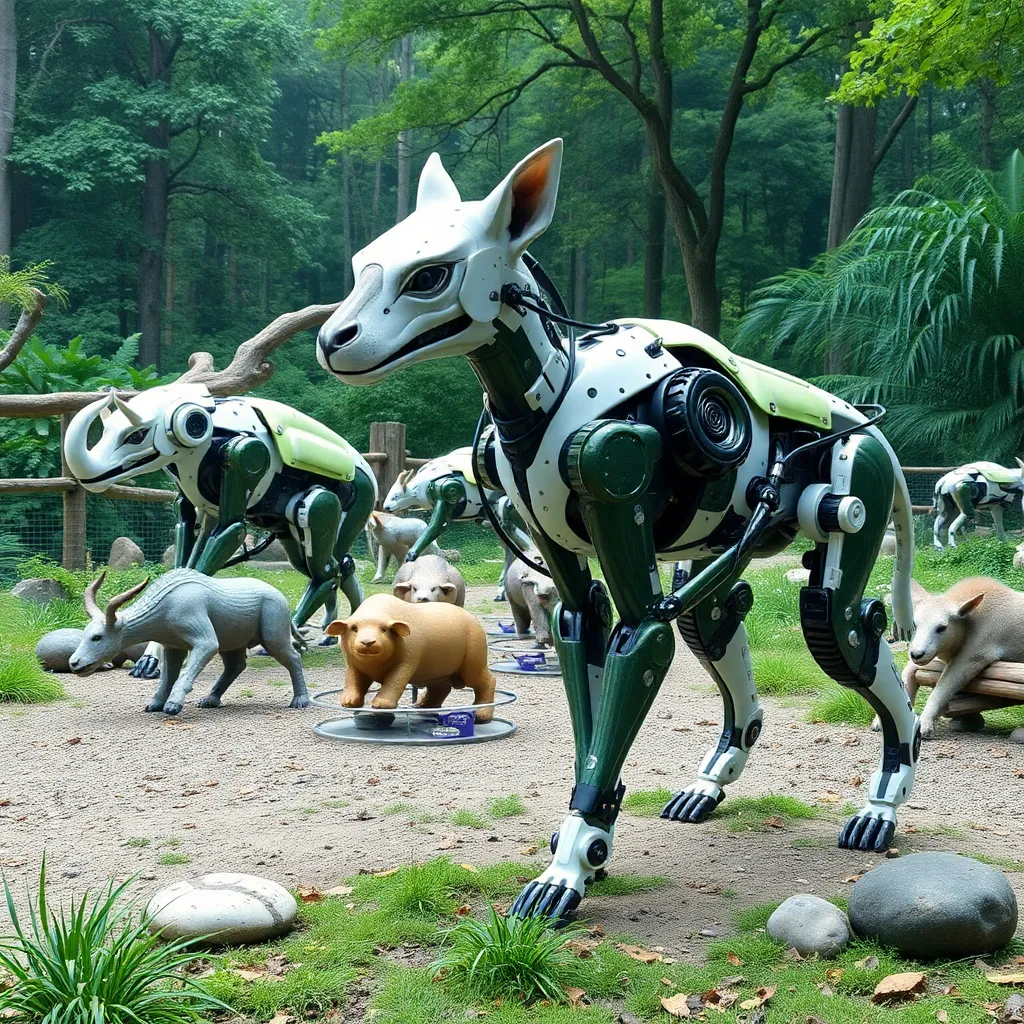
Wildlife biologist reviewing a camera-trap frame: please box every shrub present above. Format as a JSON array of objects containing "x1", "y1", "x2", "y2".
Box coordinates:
[
  {"x1": 0, "y1": 860, "x2": 226, "y2": 1023},
  {"x1": 0, "y1": 650, "x2": 65, "y2": 703}
]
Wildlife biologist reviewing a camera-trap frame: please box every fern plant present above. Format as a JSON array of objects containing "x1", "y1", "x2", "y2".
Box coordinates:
[
  {"x1": 0, "y1": 860, "x2": 227, "y2": 1023},
  {"x1": 738, "y1": 150, "x2": 1024, "y2": 462},
  {"x1": 0, "y1": 256, "x2": 68, "y2": 314}
]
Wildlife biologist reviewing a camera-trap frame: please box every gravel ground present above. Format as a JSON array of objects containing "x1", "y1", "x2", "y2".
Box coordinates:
[{"x1": 2, "y1": 585, "x2": 1022, "y2": 952}]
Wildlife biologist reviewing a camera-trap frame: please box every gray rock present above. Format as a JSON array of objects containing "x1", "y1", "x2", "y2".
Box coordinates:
[
  {"x1": 848, "y1": 852, "x2": 1017, "y2": 958},
  {"x1": 881, "y1": 531, "x2": 897, "y2": 556},
  {"x1": 36, "y1": 628, "x2": 86, "y2": 672},
  {"x1": 767, "y1": 894, "x2": 850, "y2": 958},
  {"x1": 1009, "y1": 727, "x2": 1024, "y2": 745},
  {"x1": 162, "y1": 545, "x2": 176, "y2": 567},
  {"x1": 242, "y1": 535, "x2": 289, "y2": 562},
  {"x1": 785, "y1": 567, "x2": 810, "y2": 585},
  {"x1": 146, "y1": 872, "x2": 297, "y2": 946},
  {"x1": 108, "y1": 536, "x2": 145, "y2": 569},
  {"x1": 12, "y1": 578, "x2": 69, "y2": 604}
]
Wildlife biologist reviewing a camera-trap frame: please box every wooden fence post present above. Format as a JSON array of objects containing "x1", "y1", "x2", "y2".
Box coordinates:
[
  {"x1": 368, "y1": 421, "x2": 406, "y2": 507},
  {"x1": 59, "y1": 413, "x2": 87, "y2": 569}
]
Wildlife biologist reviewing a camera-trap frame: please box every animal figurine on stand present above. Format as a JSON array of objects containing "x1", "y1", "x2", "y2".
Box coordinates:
[
  {"x1": 505, "y1": 552, "x2": 558, "y2": 647},
  {"x1": 365, "y1": 510, "x2": 439, "y2": 581},
  {"x1": 384, "y1": 459, "x2": 530, "y2": 600},
  {"x1": 392, "y1": 553, "x2": 466, "y2": 606},
  {"x1": 325, "y1": 593, "x2": 495, "y2": 721},
  {"x1": 316, "y1": 138, "x2": 920, "y2": 921},
  {"x1": 890, "y1": 578, "x2": 1024, "y2": 738},
  {"x1": 69, "y1": 570, "x2": 309, "y2": 715},
  {"x1": 933, "y1": 460, "x2": 1024, "y2": 550},
  {"x1": 64, "y1": 383, "x2": 376, "y2": 674}
]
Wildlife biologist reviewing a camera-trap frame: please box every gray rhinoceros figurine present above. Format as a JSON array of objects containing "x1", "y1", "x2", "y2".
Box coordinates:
[{"x1": 69, "y1": 569, "x2": 309, "y2": 716}]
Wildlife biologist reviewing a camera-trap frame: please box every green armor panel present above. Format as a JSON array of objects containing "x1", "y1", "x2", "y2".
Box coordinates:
[
  {"x1": 444, "y1": 446, "x2": 477, "y2": 485},
  {"x1": 624, "y1": 318, "x2": 833, "y2": 430},
  {"x1": 249, "y1": 398, "x2": 357, "y2": 482},
  {"x1": 965, "y1": 461, "x2": 1019, "y2": 485}
]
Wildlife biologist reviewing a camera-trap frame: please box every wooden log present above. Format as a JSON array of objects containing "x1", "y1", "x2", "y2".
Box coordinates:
[
  {"x1": 368, "y1": 421, "x2": 406, "y2": 508},
  {"x1": 361, "y1": 452, "x2": 387, "y2": 464},
  {"x1": 0, "y1": 476, "x2": 77, "y2": 493},
  {"x1": 911, "y1": 664, "x2": 1024, "y2": 702},
  {"x1": 911, "y1": 504, "x2": 932, "y2": 515},
  {"x1": 915, "y1": 660, "x2": 1024, "y2": 685},
  {"x1": 406, "y1": 457, "x2": 430, "y2": 468},
  {"x1": 105, "y1": 484, "x2": 176, "y2": 503},
  {"x1": 60, "y1": 413, "x2": 87, "y2": 570},
  {"x1": 902, "y1": 467, "x2": 956, "y2": 474}
]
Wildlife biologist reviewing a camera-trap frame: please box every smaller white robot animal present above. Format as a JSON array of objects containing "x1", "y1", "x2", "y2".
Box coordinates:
[{"x1": 933, "y1": 460, "x2": 1024, "y2": 550}]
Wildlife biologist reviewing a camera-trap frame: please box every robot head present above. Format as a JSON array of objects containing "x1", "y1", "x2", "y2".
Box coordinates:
[
  {"x1": 383, "y1": 469, "x2": 425, "y2": 513},
  {"x1": 64, "y1": 383, "x2": 216, "y2": 491},
  {"x1": 316, "y1": 139, "x2": 563, "y2": 384}
]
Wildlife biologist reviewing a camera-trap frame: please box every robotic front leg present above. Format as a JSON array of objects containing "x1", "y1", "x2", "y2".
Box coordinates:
[
  {"x1": 989, "y1": 502, "x2": 1008, "y2": 542},
  {"x1": 512, "y1": 421, "x2": 672, "y2": 923},
  {"x1": 798, "y1": 432, "x2": 920, "y2": 853},
  {"x1": 662, "y1": 575, "x2": 762, "y2": 823},
  {"x1": 947, "y1": 480, "x2": 975, "y2": 548},
  {"x1": 407, "y1": 476, "x2": 463, "y2": 561}
]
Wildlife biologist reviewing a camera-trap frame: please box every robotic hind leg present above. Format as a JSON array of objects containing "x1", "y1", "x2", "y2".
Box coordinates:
[
  {"x1": 798, "y1": 432, "x2": 920, "y2": 853},
  {"x1": 511, "y1": 421, "x2": 672, "y2": 923},
  {"x1": 662, "y1": 570, "x2": 762, "y2": 824}
]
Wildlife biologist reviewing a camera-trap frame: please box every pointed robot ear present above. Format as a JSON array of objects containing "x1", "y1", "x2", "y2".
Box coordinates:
[
  {"x1": 476, "y1": 139, "x2": 563, "y2": 261},
  {"x1": 416, "y1": 153, "x2": 461, "y2": 209}
]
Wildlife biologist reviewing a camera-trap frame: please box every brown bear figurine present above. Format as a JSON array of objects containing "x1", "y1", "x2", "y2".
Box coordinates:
[{"x1": 326, "y1": 593, "x2": 497, "y2": 722}]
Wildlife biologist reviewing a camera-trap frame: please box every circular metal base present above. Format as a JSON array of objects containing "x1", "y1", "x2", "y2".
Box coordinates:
[
  {"x1": 488, "y1": 640, "x2": 561, "y2": 676},
  {"x1": 314, "y1": 716, "x2": 517, "y2": 745},
  {"x1": 483, "y1": 615, "x2": 532, "y2": 639}
]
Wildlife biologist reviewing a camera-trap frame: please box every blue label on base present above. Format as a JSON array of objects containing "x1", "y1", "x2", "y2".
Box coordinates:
[{"x1": 515, "y1": 652, "x2": 548, "y2": 671}]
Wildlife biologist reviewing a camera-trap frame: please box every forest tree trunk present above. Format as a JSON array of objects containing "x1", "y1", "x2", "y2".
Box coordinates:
[
  {"x1": 827, "y1": 102, "x2": 878, "y2": 250},
  {"x1": 979, "y1": 80, "x2": 995, "y2": 171},
  {"x1": 138, "y1": 28, "x2": 172, "y2": 370},
  {"x1": 340, "y1": 64, "x2": 354, "y2": 292},
  {"x1": 0, "y1": 0, "x2": 14, "y2": 268},
  {"x1": 643, "y1": 175, "x2": 665, "y2": 318},
  {"x1": 681, "y1": 243, "x2": 719, "y2": 337},
  {"x1": 395, "y1": 34, "x2": 413, "y2": 223}
]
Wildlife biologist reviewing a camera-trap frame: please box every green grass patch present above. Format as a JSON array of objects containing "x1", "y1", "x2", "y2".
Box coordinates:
[
  {"x1": 588, "y1": 873, "x2": 669, "y2": 897},
  {"x1": 0, "y1": 649, "x2": 65, "y2": 703},
  {"x1": 715, "y1": 794, "x2": 820, "y2": 831},
  {"x1": 450, "y1": 809, "x2": 490, "y2": 829},
  {"x1": 753, "y1": 648, "x2": 827, "y2": 695},
  {"x1": 621, "y1": 787, "x2": 673, "y2": 817},
  {"x1": 123, "y1": 837, "x2": 151, "y2": 848},
  {"x1": 809, "y1": 683, "x2": 876, "y2": 726},
  {"x1": 158, "y1": 852, "x2": 190, "y2": 866},
  {"x1": 486, "y1": 794, "x2": 527, "y2": 818},
  {"x1": 966, "y1": 851, "x2": 1024, "y2": 872}
]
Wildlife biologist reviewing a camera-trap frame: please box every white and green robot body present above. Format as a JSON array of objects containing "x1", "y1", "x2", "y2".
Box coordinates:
[
  {"x1": 933, "y1": 459, "x2": 1024, "y2": 550},
  {"x1": 314, "y1": 136, "x2": 922, "y2": 921},
  {"x1": 383, "y1": 449, "x2": 494, "y2": 520}
]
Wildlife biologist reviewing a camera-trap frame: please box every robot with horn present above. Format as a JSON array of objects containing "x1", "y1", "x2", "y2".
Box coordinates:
[{"x1": 63, "y1": 383, "x2": 376, "y2": 685}]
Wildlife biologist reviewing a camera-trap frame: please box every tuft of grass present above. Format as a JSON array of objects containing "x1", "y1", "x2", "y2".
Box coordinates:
[
  {"x1": 161, "y1": 837, "x2": 181, "y2": 848},
  {"x1": 0, "y1": 859, "x2": 226, "y2": 1023},
  {"x1": 158, "y1": 852, "x2": 190, "y2": 866},
  {"x1": 486, "y1": 794, "x2": 527, "y2": 818},
  {"x1": 716, "y1": 794, "x2": 820, "y2": 832},
  {"x1": 0, "y1": 649, "x2": 65, "y2": 703},
  {"x1": 449, "y1": 809, "x2": 490, "y2": 829},
  {"x1": 753, "y1": 649, "x2": 827, "y2": 696},
  {"x1": 809, "y1": 683, "x2": 876, "y2": 726},
  {"x1": 589, "y1": 873, "x2": 669, "y2": 897},
  {"x1": 966, "y1": 851, "x2": 1024, "y2": 873},
  {"x1": 434, "y1": 908, "x2": 579, "y2": 1003},
  {"x1": 123, "y1": 837, "x2": 151, "y2": 848},
  {"x1": 733, "y1": 901, "x2": 779, "y2": 932},
  {"x1": 352, "y1": 859, "x2": 476, "y2": 918},
  {"x1": 621, "y1": 787, "x2": 674, "y2": 817}
]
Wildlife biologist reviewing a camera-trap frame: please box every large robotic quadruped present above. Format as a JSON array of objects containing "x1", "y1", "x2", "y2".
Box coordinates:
[
  {"x1": 314, "y1": 137, "x2": 923, "y2": 923},
  {"x1": 63, "y1": 384, "x2": 376, "y2": 686}
]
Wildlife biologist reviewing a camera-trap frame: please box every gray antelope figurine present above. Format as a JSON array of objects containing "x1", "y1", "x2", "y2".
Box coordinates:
[{"x1": 69, "y1": 570, "x2": 309, "y2": 716}]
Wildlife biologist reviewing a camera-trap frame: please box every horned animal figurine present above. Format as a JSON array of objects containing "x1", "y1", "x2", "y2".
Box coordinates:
[
  {"x1": 325, "y1": 593, "x2": 495, "y2": 721},
  {"x1": 384, "y1": 458, "x2": 531, "y2": 600},
  {"x1": 64, "y1": 383, "x2": 376, "y2": 674},
  {"x1": 932, "y1": 460, "x2": 1024, "y2": 550},
  {"x1": 315, "y1": 139, "x2": 920, "y2": 921},
  {"x1": 365, "y1": 510, "x2": 439, "y2": 582},
  {"x1": 70, "y1": 570, "x2": 309, "y2": 715}
]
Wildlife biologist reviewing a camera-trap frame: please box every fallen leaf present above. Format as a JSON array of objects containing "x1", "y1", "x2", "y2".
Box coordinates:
[
  {"x1": 455, "y1": 904, "x2": 472, "y2": 916},
  {"x1": 436, "y1": 838, "x2": 463, "y2": 851},
  {"x1": 855, "y1": 955, "x2": 880, "y2": 970},
  {"x1": 520, "y1": 844, "x2": 539, "y2": 856},
  {"x1": 564, "y1": 986, "x2": 589, "y2": 1008},
  {"x1": 567, "y1": 939, "x2": 595, "y2": 959},
  {"x1": 373, "y1": 867, "x2": 399, "y2": 878},
  {"x1": 231, "y1": 967, "x2": 282, "y2": 983},
  {"x1": 843, "y1": 873, "x2": 865, "y2": 883},
  {"x1": 296, "y1": 885, "x2": 322, "y2": 903},
  {"x1": 872, "y1": 972, "x2": 927, "y2": 1003},
  {"x1": 323, "y1": 885, "x2": 354, "y2": 897},
  {"x1": 936, "y1": 1011, "x2": 949, "y2": 1023},
  {"x1": 849, "y1": 775, "x2": 864, "y2": 786},
  {"x1": 66, "y1": 737, "x2": 82, "y2": 745},
  {"x1": 616, "y1": 943, "x2": 663, "y2": 964},
  {"x1": 987, "y1": 974, "x2": 1024, "y2": 985},
  {"x1": 784, "y1": 946, "x2": 803, "y2": 961},
  {"x1": 826, "y1": 968, "x2": 845, "y2": 984},
  {"x1": 703, "y1": 987, "x2": 739, "y2": 1010},
  {"x1": 816, "y1": 792, "x2": 841, "y2": 804},
  {"x1": 727, "y1": 952, "x2": 744, "y2": 967},
  {"x1": 989, "y1": 748, "x2": 1009, "y2": 758},
  {"x1": 763, "y1": 815, "x2": 785, "y2": 829},
  {"x1": 717, "y1": 975, "x2": 745, "y2": 988},
  {"x1": 938, "y1": 984, "x2": 961, "y2": 997},
  {"x1": 659, "y1": 993, "x2": 691, "y2": 1018},
  {"x1": 459, "y1": 864, "x2": 479, "y2": 873},
  {"x1": 739, "y1": 985, "x2": 777, "y2": 1010}
]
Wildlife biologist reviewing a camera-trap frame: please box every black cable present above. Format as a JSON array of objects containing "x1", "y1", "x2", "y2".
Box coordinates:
[{"x1": 500, "y1": 281, "x2": 619, "y2": 335}]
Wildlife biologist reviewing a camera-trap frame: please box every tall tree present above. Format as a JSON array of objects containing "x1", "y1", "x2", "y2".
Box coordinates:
[{"x1": 0, "y1": 0, "x2": 14, "y2": 268}]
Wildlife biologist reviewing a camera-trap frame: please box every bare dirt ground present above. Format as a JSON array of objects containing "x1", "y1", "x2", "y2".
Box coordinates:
[{"x1": 2, "y1": 585, "x2": 1022, "y2": 953}]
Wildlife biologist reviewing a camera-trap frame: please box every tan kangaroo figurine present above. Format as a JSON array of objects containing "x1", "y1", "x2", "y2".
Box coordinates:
[{"x1": 325, "y1": 593, "x2": 497, "y2": 722}]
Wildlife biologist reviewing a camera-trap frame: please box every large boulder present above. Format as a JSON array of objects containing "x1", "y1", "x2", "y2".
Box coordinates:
[
  {"x1": 12, "y1": 578, "x2": 69, "y2": 604},
  {"x1": 146, "y1": 872, "x2": 297, "y2": 946},
  {"x1": 108, "y1": 536, "x2": 145, "y2": 569},
  {"x1": 767, "y1": 894, "x2": 850, "y2": 958},
  {"x1": 848, "y1": 852, "x2": 1017, "y2": 958}
]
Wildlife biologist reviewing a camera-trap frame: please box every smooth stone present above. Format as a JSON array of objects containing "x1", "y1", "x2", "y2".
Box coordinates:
[
  {"x1": 108, "y1": 536, "x2": 145, "y2": 569},
  {"x1": 880, "y1": 531, "x2": 897, "y2": 556},
  {"x1": 162, "y1": 544, "x2": 176, "y2": 567},
  {"x1": 241, "y1": 534, "x2": 289, "y2": 562},
  {"x1": 849, "y1": 852, "x2": 1017, "y2": 958},
  {"x1": 36, "y1": 628, "x2": 86, "y2": 672},
  {"x1": 12, "y1": 578, "x2": 69, "y2": 605},
  {"x1": 1009, "y1": 727, "x2": 1024, "y2": 745},
  {"x1": 767, "y1": 894, "x2": 850, "y2": 958},
  {"x1": 785, "y1": 567, "x2": 810, "y2": 585},
  {"x1": 146, "y1": 872, "x2": 297, "y2": 946},
  {"x1": 1015, "y1": 545, "x2": 1024, "y2": 571}
]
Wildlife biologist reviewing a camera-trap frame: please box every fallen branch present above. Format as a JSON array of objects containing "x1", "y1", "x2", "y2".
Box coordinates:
[{"x1": 0, "y1": 288, "x2": 46, "y2": 373}]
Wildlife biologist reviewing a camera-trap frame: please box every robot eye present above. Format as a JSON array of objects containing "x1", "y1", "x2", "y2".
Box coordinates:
[
  {"x1": 125, "y1": 428, "x2": 148, "y2": 446},
  {"x1": 403, "y1": 264, "x2": 451, "y2": 297}
]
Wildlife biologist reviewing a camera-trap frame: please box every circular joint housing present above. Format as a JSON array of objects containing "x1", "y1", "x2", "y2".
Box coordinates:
[
  {"x1": 586, "y1": 839, "x2": 609, "y2": 868},
  {"x1": 166, "y1": 403, "x2": 213, "y2": 448},
  {"x1": 473, "y1": 424, "x2": 502, "y2": 493},
  {"x1": 659, "y1": 368, "x2": 752, "y2": 479},
  {"x1": 818, "y1": 494, "x2": 866, "y2": 534},
  {"x1": 565, "y1": 422, "x2": 657, "y2": 503}
]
